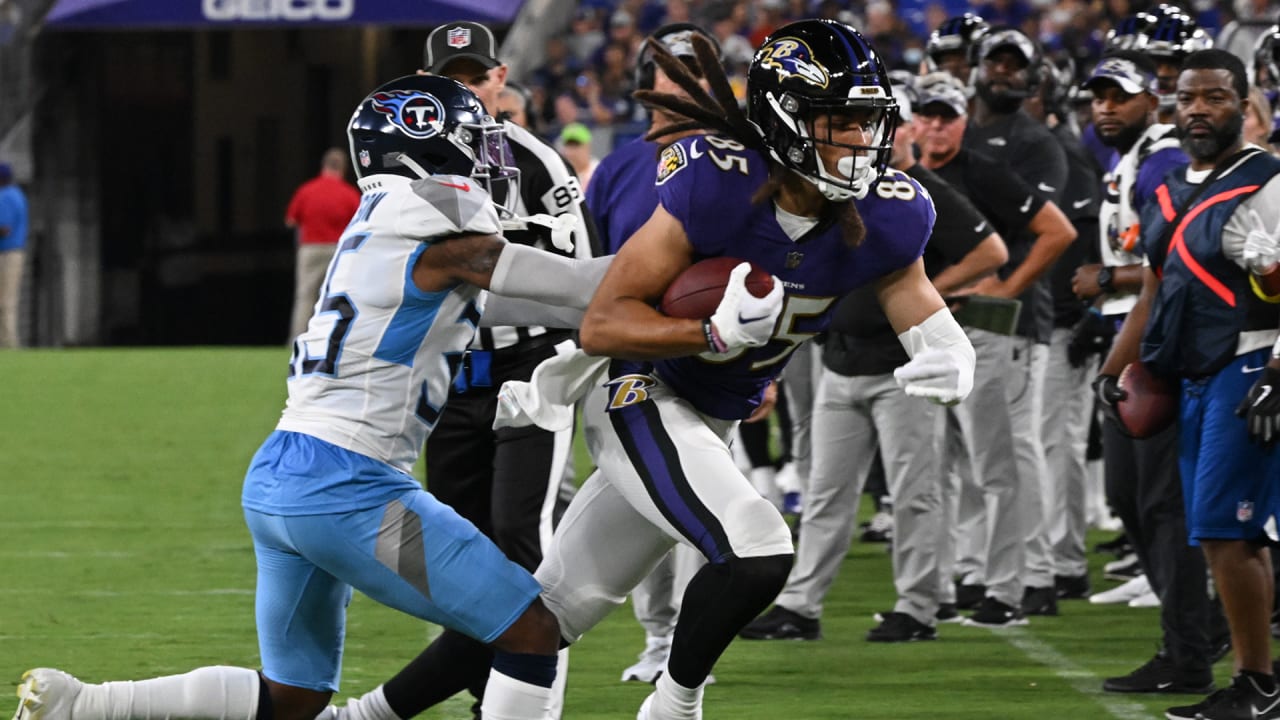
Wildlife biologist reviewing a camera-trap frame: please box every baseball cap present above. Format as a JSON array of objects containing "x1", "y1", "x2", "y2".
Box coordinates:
[
  {"x1": 917, "y1": 77, "x2": 968, "y2": 117},
  {"x1": 976, "y1": 28, "x2": 1038, "y2": 66},
  {"x1": 559, "y1": 122, "x2": 592, "y2": 146},
  {"x1": 1083, "y1": 56, "x2": 1157, "y2": 95},
  {"x1": 424, "y1": 21, "x2": 500, "y2": 74}
]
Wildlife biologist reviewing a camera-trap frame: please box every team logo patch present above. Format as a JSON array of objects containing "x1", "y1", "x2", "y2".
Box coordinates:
[
  {"x1": 371, "y1": 90, "x2": 446, "y2": 140},
  {"x1": 447, "y1": 26, "x2": 471, "y2": 48},
  {"x1": 1238, "y1": 501, "x2": 1255, "y2": 523},
  {"x1": 656, "y1": 143, "x2": 688, "y2": 186},
  {"x1": 756, "y1": 38, "x2": 829, "y2": 89},
  {"x1": 358, "y1": 149, "x2": 371, "y2": 168},
  {"x1": 606, "y1": 374, "x2": 658, "y2": 411}
]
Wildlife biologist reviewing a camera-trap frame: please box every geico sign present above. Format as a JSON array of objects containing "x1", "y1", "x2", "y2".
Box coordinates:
[{"x1": 203, "y1": 0, "x2": 355, "y2": 20}]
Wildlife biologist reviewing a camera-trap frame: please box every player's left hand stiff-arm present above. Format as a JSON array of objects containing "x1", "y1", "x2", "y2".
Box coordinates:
[
  {"x1": 893, "y1": 308, "x2": 976, "y2": 405},
  {"x1": 1235, "y1": 354, "x2": 1280, "y2": 447}
]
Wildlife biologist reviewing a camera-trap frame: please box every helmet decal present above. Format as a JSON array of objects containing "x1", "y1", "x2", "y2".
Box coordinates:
[
  {"x1": 371, "y1": 90, "x2": 447, "y2": 140},
  {"x1": 758, "y1": 38, "x2": 830, "y2": 89}
]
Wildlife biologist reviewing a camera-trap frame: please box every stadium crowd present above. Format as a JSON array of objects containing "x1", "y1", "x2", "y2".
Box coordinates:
[{"x1": 523, "y1": 0, "x2": 1280, "y2": 154}]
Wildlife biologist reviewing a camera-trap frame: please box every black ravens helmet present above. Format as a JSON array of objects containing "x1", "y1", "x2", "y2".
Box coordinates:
[
  {"x1": 1253, "y1": 24, "x2": 1280, "y2": 90},
  {"x1": 347, "y1": 74, "x2": 519, "y2": 212},
  {"x1": 926, "y1": 13, "x2": 990, "y2": 73},
  {"x1": 747, "y1": 19, "x2": 898, "y2": 201}
]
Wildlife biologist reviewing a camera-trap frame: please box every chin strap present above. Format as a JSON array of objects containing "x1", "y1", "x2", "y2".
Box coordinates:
[{"x1": 394, "y1": 153, "x2": 432, "y2": 179}]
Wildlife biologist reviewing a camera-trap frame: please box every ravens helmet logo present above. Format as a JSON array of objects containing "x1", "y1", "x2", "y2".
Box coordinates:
[{"x1": 756, "y1": 38, "x2": 830, "y2": 89}]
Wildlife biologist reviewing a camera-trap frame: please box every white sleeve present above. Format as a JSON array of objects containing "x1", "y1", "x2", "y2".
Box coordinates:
[
  {"x1": 489, "y1": 244, "x2": 612, "y2": 309},
  {"x1": 480, "y1": 295, "x2": 584, "y2": 329},
  {"x1": 1223, "y1": 173, "x2": 1280, "y2": 269}
]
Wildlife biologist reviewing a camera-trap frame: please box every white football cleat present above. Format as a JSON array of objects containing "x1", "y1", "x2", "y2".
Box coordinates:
[
  {"x1": 621, "y1": 637, "x2": 670, "y2": 683},
  {"x1": 13, "y1": 669, "x2": 83, "y2": 720},
  {"x1": 1127, "y1": 590, "x2": 1161, "y2": 608},
  {"x1": 1088, "y1": 574, "x2": 1150, "y2": 605}
]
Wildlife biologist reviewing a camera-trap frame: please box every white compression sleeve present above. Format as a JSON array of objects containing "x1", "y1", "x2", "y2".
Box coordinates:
[
  {"x1": 479, "y1": 296, "x2": 585, "y2": 329},
  {"x1": 488, "y1": 244, "x2": 611, "y2": 310},
  {"x1": 897, "y1": 306, "x2": 973, "y2": 360}
]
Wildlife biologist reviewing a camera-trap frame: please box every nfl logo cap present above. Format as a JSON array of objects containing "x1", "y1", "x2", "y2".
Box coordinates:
[
  {"x1": 424, "y1": 21, "x2": 500, "y2": 73},
  {"x1": 1083, "y1": 56, "x2": 1157, "y2": 95}
]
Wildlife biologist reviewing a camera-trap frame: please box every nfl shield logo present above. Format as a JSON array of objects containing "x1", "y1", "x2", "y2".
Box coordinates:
[
  {"x1": 1238, "y1": 501, "x2": 1254, "y2": 522},
  {"x1": 447, "y1": 27, "x2": 471, "y2": 48},
  {"x1": 358, "y1": 149, "x2": 371, "y2": 168}
]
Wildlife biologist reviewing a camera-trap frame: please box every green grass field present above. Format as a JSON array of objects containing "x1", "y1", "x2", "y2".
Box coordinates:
[{"x1": 0, "y1": 348, "x2": 1232, "y2": 719}]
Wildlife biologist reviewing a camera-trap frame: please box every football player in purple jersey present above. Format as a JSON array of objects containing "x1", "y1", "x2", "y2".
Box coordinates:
[{"x1": 533, "y1": 20, "x2": 973, "y2": 719}]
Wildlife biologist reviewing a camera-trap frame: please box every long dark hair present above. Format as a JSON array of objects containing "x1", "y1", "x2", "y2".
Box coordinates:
[{"x1": 632, "y1": 35, "x2": 867, "y2": 246}]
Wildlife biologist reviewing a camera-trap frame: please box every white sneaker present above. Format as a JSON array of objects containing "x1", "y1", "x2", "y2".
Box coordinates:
[
  {"x1": 635, "y1": 691, "x2": 702, "y2": 720},
  {"x1": 1089, "y1": 574, "x2": 1150, "y2": 605},
  {"x1": 13, "y1": 669, "x2": 83, "y2": 720},
  {"x1": 1127, "y1": 590, "x2": 1161, "y2": 608},
  {"x1": 622, "y1": 637, "x2": 671, "y2": 683}
]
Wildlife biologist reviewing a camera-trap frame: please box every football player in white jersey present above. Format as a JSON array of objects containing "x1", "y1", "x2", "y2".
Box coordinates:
[{"x1": 12, "y1": 75, "x2": 611, "y2": 720}]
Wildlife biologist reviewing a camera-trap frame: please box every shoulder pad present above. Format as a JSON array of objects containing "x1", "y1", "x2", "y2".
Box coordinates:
[{"x1": 409, "y1": 175, "x2": 502, "y2": 236}]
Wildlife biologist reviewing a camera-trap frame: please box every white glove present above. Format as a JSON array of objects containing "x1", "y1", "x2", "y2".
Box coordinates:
[
  {"x1": 893, "y1": 325, "x2": 973, "y2": 406},
  {"x1": 1244, "y1": 209, "x2": 1280, "y2": 274},
  {"x1": 707, "y1": 263, "x2": 784, "y2": 351},
  {"x1": 501, "y1": 213, "x2": 578, "y2": 253}
]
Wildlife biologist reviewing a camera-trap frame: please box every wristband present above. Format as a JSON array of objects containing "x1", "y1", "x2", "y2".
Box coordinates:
[
  {"x1": 702, "y1": 319, "x2": 728, "y2": 353},
  {"x1": 1250, "y1": 273, "x2": 1280, "y2": 304}
]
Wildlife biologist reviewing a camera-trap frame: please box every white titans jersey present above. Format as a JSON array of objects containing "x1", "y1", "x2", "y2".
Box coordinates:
[{"x1": 279, "y1": 173, "x2": 503, "y2": 473}]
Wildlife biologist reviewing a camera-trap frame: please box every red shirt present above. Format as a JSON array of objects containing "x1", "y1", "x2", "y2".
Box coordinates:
[{"x1": 285, "y1": 173, "x2": 361, "y2": 246}]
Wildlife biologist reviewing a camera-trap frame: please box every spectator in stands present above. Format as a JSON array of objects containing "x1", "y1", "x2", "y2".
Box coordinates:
[
  {"x1": 557, "y1": 123, "x2": 599, "y2": 192},
  {"x1": 283, "y1": 148, "x2": 360, "y2": 341},
  {"x1": 0, "y1": 161, "x2": 27, "y2": 348},
  {"x1": 567, "y1": 6, "x2": 606, "y2": 65},
  {"x1": 1246, "y1": 83, "x2": 1274, "y2": 146}
]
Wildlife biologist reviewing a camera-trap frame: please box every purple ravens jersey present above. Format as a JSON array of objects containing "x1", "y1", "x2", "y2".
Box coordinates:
[
  {"x1": 644, "y1": 134, "x2": 934, "y2": 420},
  {"x1": 586, "y1": 137, "x2": 664, "y2": 255}
]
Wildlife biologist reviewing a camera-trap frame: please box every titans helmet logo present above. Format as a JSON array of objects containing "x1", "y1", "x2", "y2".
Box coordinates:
[
  {"x1": 757, "y1": 38, "x2": 829, "y2": 89},
  {"x1": 371, "y1": 90, "x2": 446, "y2": 140}
]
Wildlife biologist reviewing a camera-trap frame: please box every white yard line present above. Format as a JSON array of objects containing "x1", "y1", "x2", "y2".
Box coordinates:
[{"x1": 998, "y1": 626, "x2": 1160, "y2": 720}]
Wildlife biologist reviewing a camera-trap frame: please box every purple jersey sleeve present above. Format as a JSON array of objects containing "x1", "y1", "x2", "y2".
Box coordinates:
[{"x1": 655, "y1": 136, "x2": 768, "y2": 257}]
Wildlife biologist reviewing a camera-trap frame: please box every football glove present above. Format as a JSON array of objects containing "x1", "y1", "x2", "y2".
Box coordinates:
[
  {"x1": 893, "y1": 323, "x2": 975, "y2": 406},
  {"x1": 1244, "y1": 209, "x2": 1280, "y2": 275},
  {"x1": 707, "y1": 263, "x2": 784, "y2": 352},
  {"x1": 1092, "y1": 373, "x2": 1128, "y2": 431},
  {"x1": 1235, "y1": 365, "x2": 1280, "y2": 447}
]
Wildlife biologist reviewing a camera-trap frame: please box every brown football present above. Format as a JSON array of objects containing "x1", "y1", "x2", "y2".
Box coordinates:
[
  {"x1": 660, "y1": 257, "x2": 775, "y2": 319},
  {"x1": 1117, "y1": 361, "x2": 1179, "y2": 439}
]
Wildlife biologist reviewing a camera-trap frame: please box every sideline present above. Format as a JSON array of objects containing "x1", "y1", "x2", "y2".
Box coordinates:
[{"x1": 999, "y1": 626, "x2": 1160, "y2": 720}]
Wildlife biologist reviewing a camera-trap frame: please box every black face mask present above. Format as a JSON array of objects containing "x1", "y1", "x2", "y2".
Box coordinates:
[{"x1": 1180, "y1": 112, "x2": 1244, "y2": 162}]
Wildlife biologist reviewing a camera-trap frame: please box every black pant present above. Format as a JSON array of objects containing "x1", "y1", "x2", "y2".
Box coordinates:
[
  {"x1": 425, "y1": 338, "x2": 573, "y2": 574},
  {"x1": 1103, "y1": 417, "x2": 1224, "y2": 675}
]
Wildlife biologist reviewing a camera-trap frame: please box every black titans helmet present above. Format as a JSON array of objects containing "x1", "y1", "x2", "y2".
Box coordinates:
[
  {"x1": 347, "y1": 74, "x2": 519, "y2": 213},
  {"x1": 747, "y1": 19, "x2": 898, "y2": 201}
]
